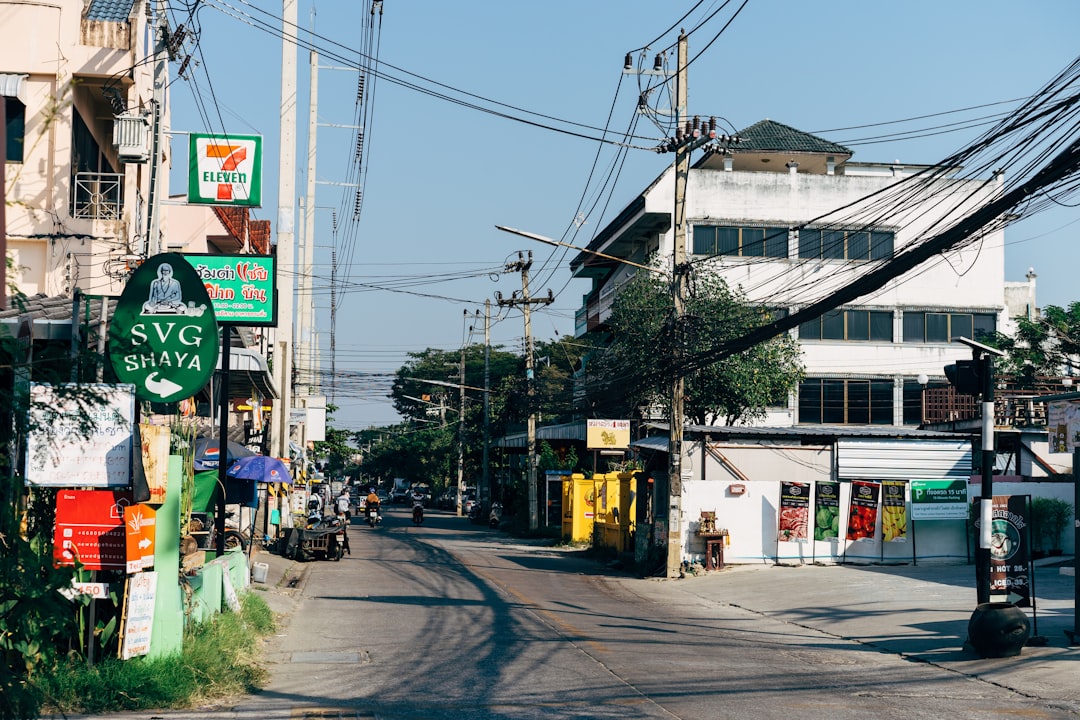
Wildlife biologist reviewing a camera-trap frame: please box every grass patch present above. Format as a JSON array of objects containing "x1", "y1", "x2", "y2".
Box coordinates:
[{"x1": 40, "y1": 592, "x2": 275, "y2": 714}]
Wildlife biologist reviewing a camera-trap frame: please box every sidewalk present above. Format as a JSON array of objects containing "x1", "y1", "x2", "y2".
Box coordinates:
[{"x1": 655, "y1": 556, "x2": 1080, "y2": 712}]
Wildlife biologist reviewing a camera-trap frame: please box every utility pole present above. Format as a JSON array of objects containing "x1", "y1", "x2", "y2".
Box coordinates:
[
  {"x1": 457, "y1": 314, "x2": 467, "y2": 518},
  {"x1": 482, "y1": 299, "x2": 491, "y2": 508},
  {"x1": 271, "y1": 0, "x2": 298, "y2": 461},
  {"x1": 497, "y1": 251, "x2": 553, "y2": 530},
  {"x1": 298, "y1": 13, "x2": 318, "y2": 395},
  {"x1": 666, "y1": 31, "x2": 690, "y2": 578}
]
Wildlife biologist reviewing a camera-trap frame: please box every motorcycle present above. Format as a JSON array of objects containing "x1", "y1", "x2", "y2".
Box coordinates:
[
  {"x1": 366, "y1": 504, "x2": 382, "y2": 527},
  {"x1": 412, "y1": 502, "x2": 424, "y2": 525},
  {"x1": 488, "y1": 501, "x2": 503, "y2": 529}
]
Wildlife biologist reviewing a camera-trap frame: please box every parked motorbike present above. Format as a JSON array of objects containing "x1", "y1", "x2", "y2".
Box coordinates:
[
  {"x1": 468, "y1": 501, "x2": 484, "y2": 523},
  {"x1": 366, "y1": 504, "x2": 382, "y2": 527},
  {"x1": 488, "y1": 501, "x2": 503, "y2": 529},
  {"x1": 412, "y1": 503, "x2": 424, "y2": 525}
]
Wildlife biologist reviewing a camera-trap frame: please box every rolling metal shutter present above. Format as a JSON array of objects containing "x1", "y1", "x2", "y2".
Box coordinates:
[{"x1": 837, "y1": 439, "x2": 971, "y2": 480}]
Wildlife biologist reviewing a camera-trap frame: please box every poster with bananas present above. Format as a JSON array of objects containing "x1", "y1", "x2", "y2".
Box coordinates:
[{"x1": 881, "y1": 480, "x2": 908, "y2": 542}]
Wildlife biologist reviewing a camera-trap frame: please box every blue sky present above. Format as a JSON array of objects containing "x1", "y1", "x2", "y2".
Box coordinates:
[{"x1": 167, "y1": 0, "x2": 1080, "y2": 430}]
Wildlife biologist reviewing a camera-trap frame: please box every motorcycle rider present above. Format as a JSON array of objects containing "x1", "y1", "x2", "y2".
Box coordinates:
[
  {"x1": 365, "y1": 487, "x2": 381, "y2": 523},
  {"x1": 411, "y1": 490, "x2": 425, "y2": 524}
]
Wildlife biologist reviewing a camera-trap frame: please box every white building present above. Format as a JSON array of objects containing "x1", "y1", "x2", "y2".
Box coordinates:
[
  {"x1": 2, "y1": 0, "x2": 164, "y2": 298},
  {"x1": 572, "y1": 120, "x2": 1019, "y2": 428}
]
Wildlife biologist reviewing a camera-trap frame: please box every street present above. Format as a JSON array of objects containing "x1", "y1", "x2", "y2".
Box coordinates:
[{"x1": 68, "y1": 507, "x2": 1080, "y2": 720}]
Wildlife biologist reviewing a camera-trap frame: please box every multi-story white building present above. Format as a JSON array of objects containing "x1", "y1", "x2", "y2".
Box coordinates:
[
  {"x1": 2, "y1": 0, "x2": 162, "y2": 298},
  {"x1": 572, "y1": 120, "x2": 1021, "y2": 427}
]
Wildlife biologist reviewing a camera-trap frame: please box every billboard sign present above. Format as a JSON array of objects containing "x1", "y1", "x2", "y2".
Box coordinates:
[
  {"x1": 188, "y1": 133, "x2": 262, "y2": 206},
  {"x1": 25, "y1": 383, "x2": 134, "y2": 487},
  {"x1": 910, "y1": 479, "x2": 969, "y2": 520},
  {"x1": 185, "y1": 253, "x2": 277, "y2": 326},
  {"x1": 586, "y1": 419, "x2": 630, "y2": 450}
]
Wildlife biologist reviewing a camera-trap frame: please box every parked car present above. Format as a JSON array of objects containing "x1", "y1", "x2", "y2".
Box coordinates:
[
  {"x1": 389, "y1": 487, "x2": 409, "y2": 504},
  {"x1": 437, "y1": 488, "x2": 456, "y2": 510}
]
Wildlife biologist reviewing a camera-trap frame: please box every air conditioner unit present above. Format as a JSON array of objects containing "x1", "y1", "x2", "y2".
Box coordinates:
[{"x1": 113, "y1": 113, "x2": 151, "y2": 163}]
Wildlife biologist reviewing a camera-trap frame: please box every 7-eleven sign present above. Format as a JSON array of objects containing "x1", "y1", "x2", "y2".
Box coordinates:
[{"x1": 188, "y1": 133, "x2": 263, "y2": 207}]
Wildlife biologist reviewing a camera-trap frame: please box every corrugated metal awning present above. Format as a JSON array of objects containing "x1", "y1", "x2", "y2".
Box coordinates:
[
  {"x1": 837, "y1": 439, "x2": 972, "y2": 480},
  {"x1": 0, "y1": 73, "x2": 27, "y2": 101}
]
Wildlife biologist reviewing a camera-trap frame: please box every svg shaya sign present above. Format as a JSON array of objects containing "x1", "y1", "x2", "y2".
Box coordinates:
[
  {"x1": 188, "y1": 133, "x2": 262, "y2": 207},
  {"x1": 109, "y1": 253, "x2": 220, "y2": 403}
]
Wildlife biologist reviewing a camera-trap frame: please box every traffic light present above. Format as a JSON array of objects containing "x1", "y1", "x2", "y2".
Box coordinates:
[{"x1": 944, "y1": 359, "x2": 981, "y2": 396}]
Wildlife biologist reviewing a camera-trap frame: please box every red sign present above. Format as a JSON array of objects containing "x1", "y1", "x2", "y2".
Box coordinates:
[{"x1": 54, "y1": 490, "x2": 133, "y2": 570}]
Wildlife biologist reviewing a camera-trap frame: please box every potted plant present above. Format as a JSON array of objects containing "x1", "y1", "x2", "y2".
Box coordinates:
[{"x1": 1030, "y1": 497, "x2": 1073, "y2": 556}]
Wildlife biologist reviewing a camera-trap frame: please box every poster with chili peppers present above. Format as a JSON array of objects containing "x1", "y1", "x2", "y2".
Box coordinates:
[
  {"x1": 814, "y1": 481, "x2": 841, "y2": 540},
  {"x1": 881, "y1": 480, "x2": 908, "y2": 542},
  {"x1": 777, "y1": 481, "x2": 810, "y2": 542},
  {"x1": 846, "y1": 481, "x2": 880, "y2": 541}
]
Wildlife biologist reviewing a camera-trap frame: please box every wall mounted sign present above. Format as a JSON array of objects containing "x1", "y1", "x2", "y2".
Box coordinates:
[
  {"x1": 184, "y1": 253, "x2": 277, "y2": 326},
  {"x1": 25, "y1": 383, "x2": 133, "y2": 487},
  {"x1": 910, "y1": 479, "x2": 969, "y2": 520},
  {"x1": 586, "y1": 419, "x2": 630, "y2": 449},
  {"x1": 188, "y1": 133, "x2": 263, "y2": 206},
  {"x1": 108, "y1": 253, "x2": 219, "y2": 403}
]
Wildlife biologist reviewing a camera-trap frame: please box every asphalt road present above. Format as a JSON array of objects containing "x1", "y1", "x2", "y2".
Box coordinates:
[{"x1": 63, "y1": 507, "x2": 1080, "y2": 720}]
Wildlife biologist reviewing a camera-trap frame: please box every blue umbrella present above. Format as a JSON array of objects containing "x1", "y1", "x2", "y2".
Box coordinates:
[
  {"x1": 193, "y1": 436, "x2": 255, "y2": 471},
  {"x1": 226, "y1": 454, "x2": 293, "y2": 484}
]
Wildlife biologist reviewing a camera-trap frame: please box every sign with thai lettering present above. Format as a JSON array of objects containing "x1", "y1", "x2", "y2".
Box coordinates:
[
  {"x1": 813, "y1": 480, "x2": 841, "y2": 540},
  {"x1": 881, "y1": 480, "x2": 907, "y2": 542},
  {"x1": 185, "y1": 253, "x2": 277, "y2": 326},
  {"x1": 188, "y1": 133, "x2": 262, "y2": 206},
  {"x1": 586, "y1": 419, "x2": 630, "y2": 449},
  {"x1": 108, "y1": 253, "x2": 219, "y2": 403},
  {"x1": 25, "y1": 383, "x2": 133, "y2": 487},
  {"x1": 1047, "y1": 399, "x2": 1080, "y2": 453},
  {"x1": 987, "y1": 495, "x2": 1032, "y2": 606},
  {"x1": 846, "y1": 480, "x2": 880, "y2": 541},
  {"x1": 54, "y1": 490, "x2": 133, "y2": 571},
  {"x1": 121, "y1": 571, "x2": 157, "y2": 659},
  {"x1": 910, "y1": 479, "x2": 969, "y2": 520},
  {"x1": 778, "y1": 481, "x2": 810, "y2": 542}
]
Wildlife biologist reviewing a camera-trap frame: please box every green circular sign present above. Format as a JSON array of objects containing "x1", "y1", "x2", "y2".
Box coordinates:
[{"x1": 108, "y1": 253, "x2": 220, "y2": 403}]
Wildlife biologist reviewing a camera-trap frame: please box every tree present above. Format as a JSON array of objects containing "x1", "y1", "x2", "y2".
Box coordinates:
[
  {"x1": 992, "y1": 302, "x2": 1080, "y2": 386},
  {"x1": 587, "y1": 268, "x2": 804, "y2": 425}
]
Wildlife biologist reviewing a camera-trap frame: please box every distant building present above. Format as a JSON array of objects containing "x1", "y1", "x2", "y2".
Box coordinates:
[{"x1": 572, "y1": 119, "x2": 1026, "y2": 428}]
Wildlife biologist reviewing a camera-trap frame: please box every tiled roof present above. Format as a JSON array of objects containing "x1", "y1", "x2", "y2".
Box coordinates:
[
  {"x1": 734, "y1": 119, "x2": 851, "y2": 155},
  {"x1": 249, "y1": 220, "x2": 271, "y2": 254},
  {"x1": 84, "y1": 0, "x2": 137, "y2": 23},
  {"x1": 0, "y1": 293, "x2": 116, "y2": 339}
]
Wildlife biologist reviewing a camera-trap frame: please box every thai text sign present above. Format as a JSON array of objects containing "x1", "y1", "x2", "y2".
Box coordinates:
[
  {"x1": 25, "y1": 383, "x2": 133, "y2": 487},
  {"x1": 121, "y1": 571, "x2": 157, "y2": 659},
  {"x1": 988, "y1": 495, "x2": 1032, "y2": 606},
  {"x1": 54, "y1": 490, "x2": 133, "y2": 571},
  {"x1": 846, "y1": 481, "x2": 879, "y2": 541},
  {"x1": 188, "y1": 133, "x2": 263, "y2": 206},
  {"x1": 186, "y1": 253, "x2": 277, "y2": 326},
  {"x1": 108, "y1": 253, "x2": 220, "y2": 403},
  {"x1": 124, "y1": 504, "x2": 157, "y2": 573},
  {"x1": 586, "y1": 419, "x2": 630, "y2": 449},
  {"x1": 777, "y1": 481, "x2": 810, "y2": 542},
  {"x1": 1047, "y1": 400, "x2": 1080, "y2": 453},
  {"x1": 813, "y1": 480, "x2": 840, "y2": 540},
  {"x1": 910, "y1": 479, "x2": 969, "y2": 520}
]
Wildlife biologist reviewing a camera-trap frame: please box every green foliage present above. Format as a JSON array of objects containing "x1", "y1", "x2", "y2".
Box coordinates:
[
  {"x1": 588, "y1": 268, "x2": 804, "y2": 425},
  {"x1": 992, "y1": 302, "x2": 1080, "y2": 385},
  {"x1": 40, "y1": 592, "x2": 274, "y2": 714},
  {"x1": 1030, "y1": 497, "x2": 1073, "y2": 552},
  {"x1": 0, "y1": 512, "x2": 78, "y2": 720}
]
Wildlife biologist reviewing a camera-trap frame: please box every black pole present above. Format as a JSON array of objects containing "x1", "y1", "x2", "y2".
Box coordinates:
[
  {"x1": 1068, "y1": 449, "x2": 1080, "y2": 645},
  {"x1": 215, "y1": 325, "x2": 232, "y2": 556},
  {"x1": 976, "y1": 352, "x2": 995, "y2": 605}
]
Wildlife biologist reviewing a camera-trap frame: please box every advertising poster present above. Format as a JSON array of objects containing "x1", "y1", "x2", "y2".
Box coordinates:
[
  {"x1": 778, "y1": 481, "x2": 810, "y2": 542},
  {"x1": 53, "y1": 490, "x2": 133, "y2": 570},
  {"x1": 121, "y1": 571, "x2": 157, "y2": 660},
  {"x1": 586, "y1": 419, "x2": 630, "y2": 449},
  {"x1": 814, "y1": 481, "x2": 841, "y2": 540},
  {"x1": 1047, "y1": 399, "x2": 1080, "y2": 453},
  {"x1": 846, "y1": 481, "x2": 880, "y2": 541},
  {"x1": 185, "y1": 253, "x2": 277, "y2": 326},
  {"x1": 989, "y1": 495, "x2": 1032, "y2": 606},
  {"x1": 124, "y1": 504, "x2": 157, "y2": 573},
  {"x1": 881, "y1": 480, "x2": 908, "y2": 542}
]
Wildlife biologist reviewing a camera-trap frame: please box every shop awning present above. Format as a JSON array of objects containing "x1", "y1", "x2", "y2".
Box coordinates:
[{"x1": 215, "y1": 346, "x2": 278, "y2": 400}]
